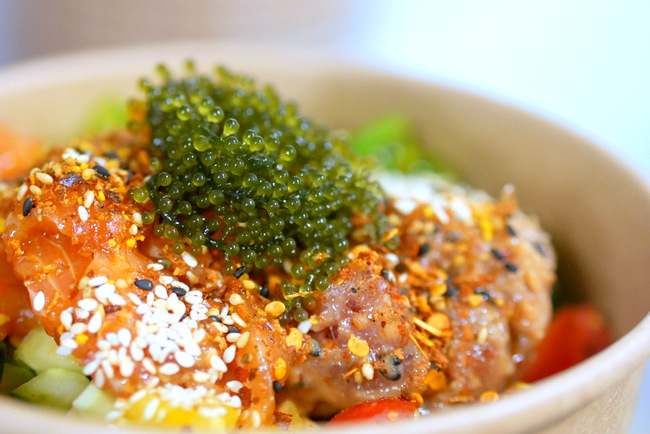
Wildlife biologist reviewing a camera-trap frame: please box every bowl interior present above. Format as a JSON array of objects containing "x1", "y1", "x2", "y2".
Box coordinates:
[{"x1": 0, "y1": 42, "x2": 648, "y2": 433}]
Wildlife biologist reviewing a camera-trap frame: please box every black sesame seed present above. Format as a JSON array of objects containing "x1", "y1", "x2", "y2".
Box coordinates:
[
  {"x1": 103, "y1": 151, "x2": 119, "y2": 159},
  {"x1": 228, "y1": 325, "x2": 240, "y2": 334},
  {"x1": 125, "y1": 171, "x2": 135, "y2": 184},
  {"x1": 93, "y1": 165, "x2": 110, "y2": 179},
  {"x1": 260, "y1": 286, "x2": 270, "y2": 298},
  {"x1": 309, "y1": 338, "x2": 322, "y2": 357},
  {"x1": 351, "y1": 287, "x2": 357, "y2": 294},
  {"x1": 135, "y1": 279, "x2": 154, "y2": 291},
  {"x1": 181, "y1": 312, "x2": 189, "y2": 321},
  {"x1": 379, "y1": 369, "x2": 401, "y2": 381},
  {"x1": 380, "y1": 268, "x2": 390, "y2": 281},
  {"x1": 534, "y1": 242, "x2": 545, "y2": 255},
  {"x1": 272, "y1": 380, "x2": 283, "y2": 393},
  {"x1": 505, "y1": 263, "x2": 518, "y2": 273},
  {"x1": 490, "y1": 249, "x2": 504, "y2": 261},
  {"x1": 234, "y1": 266, "x2": 247, "y2": 279},
  {"x1": 417, "y1": 242, "x2": 431, "y2": 257},
  {"x1": 22, "y1": 197, "x2": 33, "y2": 217},
  {"x1": 475, "y1": 288, "x2": 490, "y2": 300},
  {"x1": 506, "y1": 225, "x2": 517, "y2": 236},
  {"x1": 209, "y1": 315, "x2": 222, "y2": 322},
  {"x1": 170, "y1": 286, "x2": 187, "y2": 297}
]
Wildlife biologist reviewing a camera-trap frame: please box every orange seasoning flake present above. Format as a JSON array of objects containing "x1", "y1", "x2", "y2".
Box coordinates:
[
  {"x1": 347, "y1": 334, "x2": 370, "y2": 358},
  {"x1": 424, "y1": 369, "x2": 446, "y2": 391}
]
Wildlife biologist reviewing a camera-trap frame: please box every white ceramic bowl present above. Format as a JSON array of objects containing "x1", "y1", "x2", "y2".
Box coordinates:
[{"x1": 0, "y1": 42, "x2": 648, "y2": 433}]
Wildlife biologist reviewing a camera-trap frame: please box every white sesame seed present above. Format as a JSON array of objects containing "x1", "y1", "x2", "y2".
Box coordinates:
[
  {"x1": 220, "y1": 305, "x2": 229, "y2": 317},
  {"x1": 108, "y1": 293, "x2": 127, "y2": 306},
  {"x1": 60, "y1": 338, "x2": 79, "y2": 349},
  {"x1": 146, "y1": 291, "x2": 155, "y2": 306},
  {"x1": 193, "y1": 372, "x2": 211, "y2": 383},
  {"x1": 152, "y1": 299, "x2": 168, "y2": 310},
  {"x1": 181, "y1": 252, "x2": 198, "y2": 268},
  {"x1": 154, "y1": 285, "x2": 168, "y2": 300},
  {"x1": 29, "y1": 185, "x2": 42, "y2": 196},
  {"x1": 96, "y1": 339, "x2": 111, "y2": 351},
  {"x1": 60, "y1": 310, "x2": 73, "y2": 330},
  {"x1": 78, "y1": 298, "x2": 99, "y2": 312},
  {"x1": 128, "y1": 224, "x2": 138, "y2": 236},
  {"x1": 75, "y1": 307, "x2": 90, "y2": 319},
  {"x1": 132, "y1": 212, "x2": 143, "y2": 226},
  {"x1": 214, "y1": 322, "x2": 229, "y2": 334},
  {"x1": 223, "y1": 345, "x2": 236, "y2": 364},
  {"x1": 297, "y1": 320, "x2": 312, "y2": 334},
  {"x1": 142, "y1": 358, "x2": 157, "y2": 374},
  {"x1": 33, "y1": 291, "x2": 45, "y2": 311},
  {"x1": 159, "y1": 276, "x2": 174, "y2": 285},
  {"x1": 106, "y1": 332, "x2": 119, "y2": 346},
  {"x1": 210, "y1": 354, "x2": 228, "y2": 372},
  {"x1": 95, "y1": 283, "x2": 116, "y2": 299},
  {"x1": 236, "y1": 331, "x2": 250, "y2": 349},
  {"x1": 143, "y1": 397, "x2": 160, "y2": 421},
  {"x1": 101, "y1": 360, "x2": 115, "y2": 379},
  {"x1": 226, "y1": 333, "x2": 241, "y2": 343},
  {"x1": 117, "y1": 328, "x2": 132, "y2": 347},
  {"x1": 119, "y1": 358, "x2": 135, "y2": 377},
  {"x1": 191, "y1": 304, "x2": 208, "y2": 314},
  {"x1": 231, "y1": 312, "x2": 247, "y2": 328},
  {"x1": 56, "y1": 345, "x2": 73, "y2": 356},
  {"x1": 83, "y1": 190, "x2": 95, "y2": 209},
  {"x1": 192, "y1": 328, "x2": 206, "y2": 344},
  {"x1": 226, "y1": 380, "x2": 244, "y2": 393},
  {"x1": 147, "y1": 263, "x2": 164, "y2": 271},
  {"x1": 88, "y1": 311, "x2": 103, "y2": 334},
  {"x1": 222, "y1": 316, "x2": 234, "y2": 326},
  {"x1": 83, "y1": 358, "x2": 101, "y2": 376},
  {"x1": 70, "y1": 322, "x2": 87, "y2": 335},
  {"x1": 88, "y1": 276, "x2": 109, "y2": 287},
  {"x1": 199, "y1": 406, "x2": 228, "y2": 419},
  {"x1": 94, "y1": 368, "x2": 105, "y2": 388},
  {"x1": 78, "y1": 205, "x2": 89, "y2": 222},
  {"x1": 16, "y1": 184, "x2": 28, "y2": 201},
  {"x1": 166, "y1": 293, "x2": 179, "y2": 310},
  {"x1": 127, "y1": 293, "x2": 142, "y2": 306},
  {"x1": 175, "y1": 351, "x2": 195, "y2": 368},
  {"x1": 184, "y1": 290, "x2": 203, "y2": 305},
  {"x1": 130, "y1": 343, "x2": 144, "y2": 362},
  {"x1": 105, "y1": 410, "x2": 124, "y2": 423},
  {"x1": 229, "y1": 293, "x2": 244, "y2": 306},
  {"x1": 362, "y1": 362, "x2": 375, "y2": 380},
  {"x1": 229, "y1": 395, "x2": 242, "y2": 409},
  {"x1": 159, "y1": 363, "x2": 180, "y2": 376}
]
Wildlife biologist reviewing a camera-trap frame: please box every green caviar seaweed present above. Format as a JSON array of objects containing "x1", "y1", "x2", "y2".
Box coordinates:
[{"x1": 131, "y1": 62, "x2": 390, "y2": 299}]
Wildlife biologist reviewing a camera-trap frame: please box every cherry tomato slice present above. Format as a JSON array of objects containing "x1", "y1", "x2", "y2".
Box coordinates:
[
  {"x1": 521, "y1": 304, "x2": 612, "y2": 383},
  {"x1": 328, "y1": 397, "x2": 417, "y2": 424}
]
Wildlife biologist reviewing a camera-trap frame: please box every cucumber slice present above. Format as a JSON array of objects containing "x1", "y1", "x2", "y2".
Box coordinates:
[
  {"x1": 14, "y1": 327, "x2": 82, "y2": 373},
  {"x1": 71, "y1": 383, "x2": 115, "y2": 418},
  {"x1": 10, "y1": 368, "x2": 90, "y2": 409},
  {"x1": 0, "y1": 363, "x2": 36, "y2": 394}
]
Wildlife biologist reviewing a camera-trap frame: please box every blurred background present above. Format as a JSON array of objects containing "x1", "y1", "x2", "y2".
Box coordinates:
[{"x1": 0, "y1": 1, "x2": 648, "y2": 431}]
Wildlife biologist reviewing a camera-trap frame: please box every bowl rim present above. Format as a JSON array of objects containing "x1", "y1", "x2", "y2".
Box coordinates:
[{"x1": 0, "y1": 41, "x2": 649, "y2": 433}]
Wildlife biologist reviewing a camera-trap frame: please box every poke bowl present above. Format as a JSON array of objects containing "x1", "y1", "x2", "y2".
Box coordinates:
[{"x1": 0, "y1": 42, "x2": 648, "y2": 433}]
